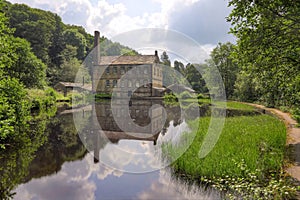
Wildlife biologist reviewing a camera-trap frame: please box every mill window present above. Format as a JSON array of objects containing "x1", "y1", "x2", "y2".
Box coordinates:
[
  {"x1": 106, "y1": 80, "x2": 110, "y2": 87},
  {"x1": 105, "y1": 67, "x2": 110, "y2": 74},
  {"x1": 113, "y1": 66, "x2": 118, "y2": 74},
  {"x1": 113, "y1": 80, "x2": 117, "y2": 87}
]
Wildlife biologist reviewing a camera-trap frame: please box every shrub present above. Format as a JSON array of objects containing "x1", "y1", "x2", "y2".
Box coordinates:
[
  {"x1": 197, "y1": 93, "x2": 205, "y2": 99},
  {"x1": 163, "y1": 93, "x2": 178, "y2": 103},
  {"x1": 0, "y1": 78, "x2": 30, "y2": 148},
  {"x1": 95, "y1": 93, "x2": 112, "y2": 99},
  {"x1": 292, "y1": 108, "x2": 300, "y2": 124},
  {"x1": 27, "y1": 88, "x2": 57, "y2": 112}
]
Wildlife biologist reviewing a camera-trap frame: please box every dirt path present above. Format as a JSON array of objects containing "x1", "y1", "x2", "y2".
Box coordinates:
[{"x1": 244, "y1": 103, "x2": 300, "y2": 181}]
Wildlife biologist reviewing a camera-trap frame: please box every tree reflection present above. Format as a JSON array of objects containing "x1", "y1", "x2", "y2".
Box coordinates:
[
  {"x1": 0, "y1": 117, "x2": 48, "y2": 199},
  {"x1": 0, "y1": 111, "x2": 89, "y2": 199}
]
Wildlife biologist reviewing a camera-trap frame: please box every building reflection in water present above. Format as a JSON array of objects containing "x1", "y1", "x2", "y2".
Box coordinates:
[{"x1": 91, "y1": 100, "x2": 166, "y2": 163}]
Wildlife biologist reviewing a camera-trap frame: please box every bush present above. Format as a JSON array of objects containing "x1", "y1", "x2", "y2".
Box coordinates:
[
  {"x1": 0, "y1": 78, "x2": 30, "y2": 148},
  {"x1": 163, "y1": 93, "x2": 178, "y2": 103},
  {"x1": 27, "y1": 88, "x2": 57, "y2": 112},
  {"x1": 70, "y1": 92, "x2": 84, "y2": 102},
  {"x1": 197, "y1": 93, "x2": 205, "y2": 99},
  {"x1": 292, "y1": 108, "x2": 300, "y2": 124},
  {"x1": 197, "y1": 93, "x2": 210, "y2": 100},
  {"x1": 95, "y1": 93, "x2": 112, "y2": 99}
]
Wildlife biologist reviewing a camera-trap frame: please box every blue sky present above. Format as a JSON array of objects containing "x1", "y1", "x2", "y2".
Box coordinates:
[{"x1": 8, "y1": 0, "x2": 235, "y2": 55}]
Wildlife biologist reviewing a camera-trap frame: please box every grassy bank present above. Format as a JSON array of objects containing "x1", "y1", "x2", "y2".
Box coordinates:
[{"x1": 164, "y1": 102, "x2": 297, "y2": 199}]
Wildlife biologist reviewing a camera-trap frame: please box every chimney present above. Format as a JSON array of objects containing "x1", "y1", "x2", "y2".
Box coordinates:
[
  {"x1": 92, "y1": 31, "x2": 100, "y2": 93},
  {"x1": 94, "y1": 31, "x2": 100, "y2": 64},
  {"x1": 94, "y1": 31, "x2": 100, "y2": 47}
]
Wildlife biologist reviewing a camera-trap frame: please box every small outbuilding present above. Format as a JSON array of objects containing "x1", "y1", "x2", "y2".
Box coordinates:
[
  {"x1": 164, "y1": 84, "x2": 196, "y2": 94},
  {"x1": 54, "y1": 82, "x2": 92, "y2": 96}
]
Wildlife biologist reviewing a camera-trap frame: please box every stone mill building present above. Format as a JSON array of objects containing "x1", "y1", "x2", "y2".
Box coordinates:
[{"x1": 92, "y1": 31, "x2": 163, "y2": 98}]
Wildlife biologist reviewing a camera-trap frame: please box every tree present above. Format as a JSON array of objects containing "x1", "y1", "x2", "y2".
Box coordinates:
[
  {"x1": 184, "y1": 63, "x2": 207, "y2": 93},
  {"x1": 160, "y1": 52, "x2": 176, "y2": 87},
  {"x1": 0, "y1": 10, "x2": 15, "y2": 75},
  {"x1": 8, "y1": 3, "x2": 55, "y2": 65},
  {"x1": 2, "y1": 0, "x2": 139, "y2": 86},
  {"x1": 58, "y1": 58, "x2": 82, "y2": 83},
  {"x1": 234, "y1": 71, "x2": 258, "y2": 102},
  {"x1": 228, "y1": 0, "x2": 300, "y2": 107},
  {"x1": 5, "y1": 37, "x2": 46, "y2": 88},
  {"x1": 202, "y1": 60, "x2": 226, "y2": 98},
  {"x1": 161, "y1": 51, "x2": 171, "y2": 66},
  {"x1": 49, "y1": 14, "x2": 65, "y2": 68},
  {"x1": 120, "y1": 48, "x2": 138, "y2": 56},
  {"x1": 63, "y1": 28, "x2": 87, "y2": 60},
  {"x1": 0, "y1": 5, "x2": 46, "y2": 89},
  {"x1": 209, "y1": 42, "x2": 238, "y2": 98},
  {"x1": 174, "y1": 60, "x2": 185, "y2": 74},
  {"x1": 57, "y1": 45, "x2": 90, "y2": 83}
]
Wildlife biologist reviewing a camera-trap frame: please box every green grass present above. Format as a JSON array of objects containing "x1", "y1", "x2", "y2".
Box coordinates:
[
  {"x1": 163, "y1": 93, "x2": 212, "y2": 106},
  {"x1": 168, "y1": 115, "x2": 286, "y2": 177},
  {"x1": 164, "y1": 102, "x2": 297, "y2": 199},
  {"x1": 225, "y1": 101, "x2": 255, "y2": 111},
  {"x1": 198, "y1": 98, "x2": 211, "y2": 104},
  {"x1": 164, "y1": 93, "x2": 255, "y2": 112}
]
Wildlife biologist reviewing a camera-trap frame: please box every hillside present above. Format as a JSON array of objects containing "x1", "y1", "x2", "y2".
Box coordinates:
[{"x1": 1, "y1": 0, "x2": 137, "y2": 85}]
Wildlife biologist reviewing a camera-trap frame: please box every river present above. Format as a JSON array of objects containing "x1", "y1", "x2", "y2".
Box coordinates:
[{"x1": 8, "y1": 100, "x2": 220, "y2": 199}]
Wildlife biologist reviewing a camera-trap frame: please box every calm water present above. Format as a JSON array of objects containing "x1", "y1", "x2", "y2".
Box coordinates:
[{"x1": 10, "y1": 100, "x2": 220, "y2": 199}]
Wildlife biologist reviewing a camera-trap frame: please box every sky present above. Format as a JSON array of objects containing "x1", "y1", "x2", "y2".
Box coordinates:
[{"x1": 8, "y1": 0, "x2": 235, "y2": 56}]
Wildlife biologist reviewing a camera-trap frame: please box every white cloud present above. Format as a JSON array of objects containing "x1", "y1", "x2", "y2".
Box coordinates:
[
  {"x1": 152, "y1": 0, "x2": 200, "y2": 14},
  {"x1": 8, "y1": 0, "x2": 234, "y2": 55},
  {"x1": 8, "y1": 0, "x2": 197, "y2": 38},
  {"x1": 13, "y1": 153, "x2": 122, "y2": 200},
  {"x1": 137, "y1": 169, "x2": 220, "y2": 200},
  {"x1": 14, "y1": 160, "x2": 97, "y2": 200}
]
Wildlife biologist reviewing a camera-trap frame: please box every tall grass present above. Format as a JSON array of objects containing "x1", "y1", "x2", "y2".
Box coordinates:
[
  {"x1": 168, "y1": 115, "x2": 286, "y2": 177},
  {"x1": 225, "y1": 101, "x2": 255, "y2": 111},
  {"x1": 164, "y1": 103, "x2": 297, "y2": 198}
]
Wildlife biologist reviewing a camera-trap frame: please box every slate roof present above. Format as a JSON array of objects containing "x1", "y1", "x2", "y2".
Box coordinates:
[
  {"x1": 166, "y1": 84, "x2": 195, "y2": 93},
  {"x1": 55, "y1": 82, "x2": 92, "y2": 91},
  {"x1": 99, "y1": 55, "x2": 158, "y2": 65}
]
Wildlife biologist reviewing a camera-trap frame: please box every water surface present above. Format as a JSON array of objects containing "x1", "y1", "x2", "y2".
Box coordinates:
[{"x1": 11, "y1": 100, "x2": 219, "y2": 199}]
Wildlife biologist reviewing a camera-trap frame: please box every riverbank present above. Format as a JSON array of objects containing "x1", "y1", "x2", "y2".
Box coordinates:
[
  {"x1": 165, "y1": 101, "x2": 298, "y2": 199},
  {"x1": 243, "y1": 103, "x2": 300, "y2": 182},
  {"x1": 0, "y1": 87, "x2": 58, "y2": 199}
]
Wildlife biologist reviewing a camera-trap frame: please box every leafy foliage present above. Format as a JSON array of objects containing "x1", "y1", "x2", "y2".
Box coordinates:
[
  {"x1": 207, "y1": 42, "x2": 238, "y2": 98},
  {"x1": 228, "y1": 0, "x2": 300, "y2": 108},
  {"x1": 161, "y1": 52, "x2": 207, "y2": 93},
  {"x1": 184, "y1": 63, "x2": 207, "y2": 93},
  {"x1": 163, "y1": 93, "x2": 178, "y2": 103},
  {"x1": 2, "y1": 0, "x2": 137, "y2": 86},
  {"x1": 161, "y1": 51, "x2": 171, "y2": 66},
  {"x1": 205, "y1": 161, "x2": 297, "y2": 199},
  {"x1": 0, "y1": 78, "x2": 29, "y2": 148},
  {"x1": 4, "y1": 37, "x2": 46, "y2": 88},
  {"x1": 63, "y1": 28, "x2": 87, "y2": 60},
  {"x1": 0, "y1": 3, "x2": 51, "y2": 149}
]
